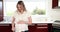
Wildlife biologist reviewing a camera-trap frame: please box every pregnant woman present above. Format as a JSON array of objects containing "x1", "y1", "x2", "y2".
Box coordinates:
[{"x1": 11, "y1": 1, "x2": 32, "y2": 32}]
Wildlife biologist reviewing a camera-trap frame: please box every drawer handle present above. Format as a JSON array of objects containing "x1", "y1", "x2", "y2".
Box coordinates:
[
  {"x1": 37, "y1": 24, "x2": 47, "y2": 25},
  {"x1": 37, "y1": 27, "x2": 48, "y2": 29}
]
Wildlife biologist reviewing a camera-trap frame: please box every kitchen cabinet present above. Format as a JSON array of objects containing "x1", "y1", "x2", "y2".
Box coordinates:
[
  {"x1": 28, "y1": 23, "x2": 52, "y2": 32},
  {"x1": 0, "y1": 0, "x2": 3, "y2": 21},
  {"x1": 52, "y1": 0, "x2": 60, "y2": 9},
  {"x1": 0, "y1": 23, "x2": 52, "y2": 32},
  {"x1": 0, "y1": 24, "x2": 13, "y2": 32}
]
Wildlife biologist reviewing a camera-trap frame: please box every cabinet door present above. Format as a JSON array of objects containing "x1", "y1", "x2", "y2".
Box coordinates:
[
  {"x1": 28, "y1": 24, "x2": 36, "y2": 32},
  {"x1": 0, "y1": 24, "x2": 13, "y2": 32},
  {"x1": 0, "y1": 0, "x2": 3, "y2": 21},
  {"x1": 52, "y1": 0, "x2": 58, "y2": 8}
]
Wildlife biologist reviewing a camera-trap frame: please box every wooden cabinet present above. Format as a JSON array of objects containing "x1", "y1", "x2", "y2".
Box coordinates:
[
  {"x1": 28, "y1": 24, "x2": 48, "y2": 32},
  {"x1": 28, "y1": 23, "x2": 52, "y2": 32},
  {"x1": 0, "y1": 24, "x2": 13, "y2": 32},
  {"x1": 0, "y1": 0, "x2": 3, "y2": 21},
  {"x1": 0, "y1": 23, "x2": 52, "y2": 32},
  {"x1": 52, "y1": 0, "x2": 58, "y2": 8}
]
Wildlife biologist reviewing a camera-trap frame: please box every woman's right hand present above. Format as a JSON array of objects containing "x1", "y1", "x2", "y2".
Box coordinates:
[
  {"x1": 17, "y1": 20, "x2": 25, "y2": 24},
  {"x1": 12, "y1": 27, "x2": 15, "y2": 31}
]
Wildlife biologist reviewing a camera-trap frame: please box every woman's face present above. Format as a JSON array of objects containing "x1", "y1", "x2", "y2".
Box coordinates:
[{"x1": 17, "y1": 4, "x2": 24, "y2": 11}]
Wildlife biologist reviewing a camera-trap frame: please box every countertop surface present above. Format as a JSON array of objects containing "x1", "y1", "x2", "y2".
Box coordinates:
[
  {"x1": 0, "y1": 20, "x2": 54, "y2": 24},
  {"x1": 0, "y1": 21, "x2": 11, "y2": 24}
]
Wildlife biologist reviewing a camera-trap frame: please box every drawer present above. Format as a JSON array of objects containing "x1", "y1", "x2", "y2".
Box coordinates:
[
  {"x1": 36, "y1": 24, "x2": 48, "y2": 32},
  {"x1": 36, "y1": 28, "x2": 48, "y2": 32}
]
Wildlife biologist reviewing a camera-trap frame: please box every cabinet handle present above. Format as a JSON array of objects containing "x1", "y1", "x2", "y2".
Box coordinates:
[{"x1": 37, "y1": 27, "x2": 48, "y2": 29}]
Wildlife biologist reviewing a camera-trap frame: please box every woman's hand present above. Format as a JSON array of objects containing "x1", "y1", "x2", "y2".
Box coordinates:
[
  {"x1": 12, "y1": 27, "x2": 15, "y2": 32},
  {"x1": 12, "y1": 17, "x2": 15, "y2": 31},
  {"x1": 17, "y1": 20, "x2": 25, "y2": 24}
]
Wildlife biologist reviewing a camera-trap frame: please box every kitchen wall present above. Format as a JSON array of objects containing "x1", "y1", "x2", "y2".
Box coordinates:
[{"x1": 46, "y1": 0, "x2": 60, "y2": 20}]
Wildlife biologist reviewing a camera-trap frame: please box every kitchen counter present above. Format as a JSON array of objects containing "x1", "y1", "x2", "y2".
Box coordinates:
[
  {"x1": 32, "y1": 21, "x2": 54, "y2": 23},
  {"x1": 0, "y1": 20, "x2": 54, "y2": 24},
  {"x1": 0, "y1": 21, "x2": 11, "y2": 24}
]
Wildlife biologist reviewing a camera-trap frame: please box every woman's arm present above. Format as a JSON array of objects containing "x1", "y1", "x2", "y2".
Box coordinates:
[
  {"x1": 27, "y1": 16, "x2": 32, "y2": 25},
  {"x1": 17, "y1": 16, "x2": 32, "y2": 25},
  {"x1": 12, "y1": 17, "x2": 15, "y2": 31}
]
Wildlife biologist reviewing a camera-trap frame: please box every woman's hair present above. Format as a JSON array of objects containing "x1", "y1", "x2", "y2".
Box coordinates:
[{"x1": 17, "y1": 1, "x2": 26, "y2": 11}]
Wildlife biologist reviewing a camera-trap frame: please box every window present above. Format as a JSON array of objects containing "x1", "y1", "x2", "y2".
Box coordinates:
[{"x1": 4, "y1": 0, "x2": 47, "y2": 16}]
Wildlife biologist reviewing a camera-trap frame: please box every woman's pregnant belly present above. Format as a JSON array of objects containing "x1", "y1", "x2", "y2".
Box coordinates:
[{"x1": 15, "y1": 24, "x2": 28, "y2": 31}]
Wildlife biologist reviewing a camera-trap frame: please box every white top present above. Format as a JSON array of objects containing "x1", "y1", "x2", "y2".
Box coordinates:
[{"x1": 12, "y1": 11, "x2": 31, "y2": 31}]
